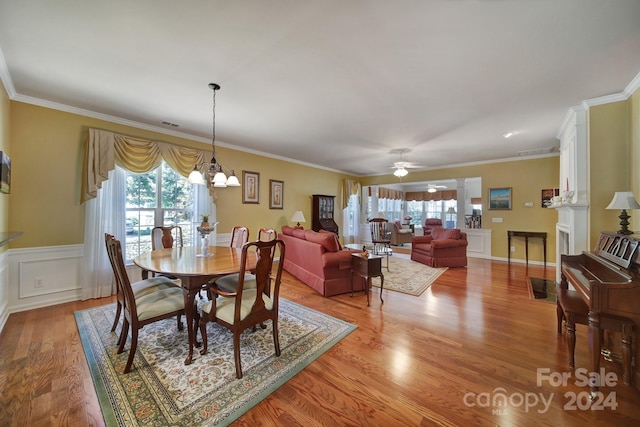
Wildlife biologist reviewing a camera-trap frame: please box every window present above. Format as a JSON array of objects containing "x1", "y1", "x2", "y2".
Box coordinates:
[{"x1": 124, "y1": 161, "x2": 197, "y2": 262}]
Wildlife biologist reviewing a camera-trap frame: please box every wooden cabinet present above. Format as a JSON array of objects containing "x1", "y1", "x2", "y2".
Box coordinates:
[{"x1": 312, "y1": 194, "x2": 338, "y2": 234}]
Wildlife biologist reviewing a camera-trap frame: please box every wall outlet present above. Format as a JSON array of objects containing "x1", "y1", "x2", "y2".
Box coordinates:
[
  {"x1": 511, "y1": 246, "x2": 516, "y2": 252},
  {"x1": 524, "y1": 202, "x2": 534, "y2": 207},
  {"x1": 492, "y1": 217, "x2": 503, "y2": 223},
  {"x1": 34, "y1": 277, "x2": 44, "y2": 288}
]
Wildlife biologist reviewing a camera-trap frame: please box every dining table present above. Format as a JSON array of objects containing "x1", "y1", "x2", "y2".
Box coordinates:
[{"x1": 134, "y1": 245, "x2": 257, "y2": 365}]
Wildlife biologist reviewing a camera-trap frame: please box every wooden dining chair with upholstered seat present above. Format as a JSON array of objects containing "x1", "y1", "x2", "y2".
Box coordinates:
[
  {"x1": 105, "y1": 233, "x2": 192, "y2": 374},
  {"x1": 141, "y1": 225, "x2": 183, "y2": 279},
  {"x1": 199, "y1": 238, "x2": 286, "y2": 379},
  {"x1": 230, "y1": 226, "x2": 249, "y2": 248},
  {"x1": 257, "y1": 228, "x2": 277, "y2": 242},
  {"x1": 105, "y1": 234, "x2": 182, "y2": 337}
]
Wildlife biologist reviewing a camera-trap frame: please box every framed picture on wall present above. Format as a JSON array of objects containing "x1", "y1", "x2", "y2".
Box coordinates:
[
  {"x1": 269, "y1": 179, "x2": 284, "y2": 209},
  {"x1": 488, "y1": 187, "x2": 511, "y2": 210},
  {"x1": 541, "y1": 188, "x2": 559, "y2": 208},
  {"x1": 242, "y1": 171, "x2": 260, "y2": 204},
  {"x1": 0, "y1": 151, "x2": 11, "y2": 194}
]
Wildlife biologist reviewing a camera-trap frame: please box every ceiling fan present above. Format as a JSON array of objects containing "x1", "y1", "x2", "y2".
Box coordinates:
[
  {"x1": 390, "y1": 149, "x2": 421, "y2": 178},
  {"x1": 427, "y1": 184, "x2": 447, "y2": 193}
]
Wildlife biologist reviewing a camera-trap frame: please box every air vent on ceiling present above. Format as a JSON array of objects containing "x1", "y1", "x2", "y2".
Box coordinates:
[
  {"x1": 161, "y1": 120, "x2": 179, "y2": 128},
  {"x1": 518, "y1": 147, "x2": 554, "y2": 156}
]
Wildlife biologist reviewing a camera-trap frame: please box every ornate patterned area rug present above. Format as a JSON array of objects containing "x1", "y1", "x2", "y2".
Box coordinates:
[
  {"x1": 75, "y1": 300, "x2": 356, "y2": 426},
  {"x1": 371, "y1": 255, "x2": 447, "y2": 296}
]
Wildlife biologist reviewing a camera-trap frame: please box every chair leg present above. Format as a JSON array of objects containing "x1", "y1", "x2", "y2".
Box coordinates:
[
  {"x1": 124, "y1": 328, "x2": 138, "y2": 374},
  {"x1": 117, "y1": 319, "x2": 129, "y2": 354},
  {"x1": 233, "y1": 332, "x2": 243, "y2": 379},
  {"x1": 273, "y1": 318, "x2": 281, "y2": 357},
  {"x1": 176, "y1": 314, "x2": 184, "y2": 331},
  {"x1": 111, "y1": 301, "x2": 122, "y2": 332},
  {"x1": 199, "y1": 318, "x2": 209, "y2": 356}
]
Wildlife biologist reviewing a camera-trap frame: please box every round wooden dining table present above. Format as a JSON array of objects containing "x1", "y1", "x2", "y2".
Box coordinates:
[{"x1": 134, "y1": 245, "x2": 257, "y2": 365}]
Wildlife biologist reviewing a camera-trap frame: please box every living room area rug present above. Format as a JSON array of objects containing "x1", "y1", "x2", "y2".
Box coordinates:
[
  {"x1": 370, "y1": 255, "x2": 447, "y2": 296},
  {"x1": 75, "y1": 299, "x2": 356, "y2": 427}
]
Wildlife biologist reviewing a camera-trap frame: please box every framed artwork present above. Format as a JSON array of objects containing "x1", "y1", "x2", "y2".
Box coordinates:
[
  {"x1": 242, "y1": 171, "x2": 260, "y2": 204},
  {"x1": 488, "y1": 187, "x2": 511, "y2": 210},
  {"x1": 269, "y1": 179, "x2": 284, "y2": 209},
  {"x1": 541, "y1": 188, "x2": 559, "y2": 208},
  {"x1": 0, "y1": 151, "x2": 10, "y2": 194}
]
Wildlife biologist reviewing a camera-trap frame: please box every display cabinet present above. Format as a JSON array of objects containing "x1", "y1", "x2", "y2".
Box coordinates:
[{"x1": 312, "y1": 194, "x2": 339, "y2": 234}]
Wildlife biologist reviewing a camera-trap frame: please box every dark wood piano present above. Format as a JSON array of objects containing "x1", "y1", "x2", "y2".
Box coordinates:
[{"x1": 560, "y1": 232, "x2": 640, "y2": 394}]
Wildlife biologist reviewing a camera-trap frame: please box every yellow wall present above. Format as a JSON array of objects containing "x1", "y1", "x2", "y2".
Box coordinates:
[
  {"x1": 631, "y1": 89, "x2": 640, "y2": 230},
  {"x1": 8, "y1": 101, "x2": 355, "y2": 248},
  {"x1": 5, "y1": 83, "x2": 639, "y2": 261},
  {"x1": 362, "y1": 156, "x2": 560, "y2": 262},
  {"x1": 0, "y1": 81, "x2": 9, "y2": 251},
  {"x1": 588, "y1": 101, "x2": 631, "y2": 244}
]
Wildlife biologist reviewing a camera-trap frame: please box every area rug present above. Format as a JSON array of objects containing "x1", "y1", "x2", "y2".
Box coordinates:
[
  {"x1": 75, "y1": 300, "x2": 356, "y2": 427},
  {"x1": 528, "y1": 277, "x2": 557, "y2": 303},
  {"x1": 371, "y1": 256, "x2": 447, "y2": 296}
]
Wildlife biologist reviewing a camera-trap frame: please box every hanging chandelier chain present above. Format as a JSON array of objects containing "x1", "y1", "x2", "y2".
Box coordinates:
[{"x1": 209, "y1": 83, "x2": 220, "y2": 159}]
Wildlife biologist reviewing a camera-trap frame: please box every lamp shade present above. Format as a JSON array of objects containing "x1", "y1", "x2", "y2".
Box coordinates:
[
  {"x1": 447, "y1": 207, "x2": 456, "y2": 214},
  {"x1": 606, "y1": 192, "x2": 640, "y2": 210},
  {"x1": 188, "y1": 168, "x2": 205, "y2": 185},
  {"x1": 291, "y1": 211, "x2": 306, "y2": 225}
]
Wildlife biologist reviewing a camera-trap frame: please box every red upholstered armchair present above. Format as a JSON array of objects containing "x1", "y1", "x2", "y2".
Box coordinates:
[
  {"x1": 423, "y1": 218, "x2": 443, "y2": 236},
  {"x1": 411, "y1": 228, "x2": 468, "y2": 268}
]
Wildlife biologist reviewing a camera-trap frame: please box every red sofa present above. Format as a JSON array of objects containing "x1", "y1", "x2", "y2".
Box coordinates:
[
  {"x1": 279, "y1": 226, "x2": 363, "y2": 296},
  {"x1": 411, "y1": 228, "x2": 468, "y2": 268}
]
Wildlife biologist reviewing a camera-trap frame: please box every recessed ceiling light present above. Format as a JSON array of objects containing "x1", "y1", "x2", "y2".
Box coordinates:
[{"x1": 503, "y1": 131, "x2": 516, "y2": 139}]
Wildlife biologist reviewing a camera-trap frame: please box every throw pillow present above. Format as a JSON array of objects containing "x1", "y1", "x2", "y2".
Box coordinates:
[
  {"x1": 292, "y1": 228, "x2": 307, "y2": 239},
  {"x1": 319, "y1": 229, "x2": 342, "y2": 250},
  {"x1": 304, "y1": 230, "x2": 341, "y2": 252}
]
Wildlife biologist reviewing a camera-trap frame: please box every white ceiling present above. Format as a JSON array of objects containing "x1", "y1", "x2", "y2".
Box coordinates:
[{"x1": 1, "y1": 0, "x2": 640, "y2": 177}]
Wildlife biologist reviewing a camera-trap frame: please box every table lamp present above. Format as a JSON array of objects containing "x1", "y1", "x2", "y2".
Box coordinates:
[
  {"x1": 606, "y1": 191, "x2": 640, "y2": 235},
  {"x1": 291, "y1": 210, "x2": 306, "y2": 227}
]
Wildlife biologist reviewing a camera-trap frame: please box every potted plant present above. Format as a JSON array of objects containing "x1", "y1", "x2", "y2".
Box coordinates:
[{"x1": 200, "y1": 214, "x2": 210, "y2": 228}]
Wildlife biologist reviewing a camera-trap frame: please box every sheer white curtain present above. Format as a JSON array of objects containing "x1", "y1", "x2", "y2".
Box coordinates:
[
  {"x1": 81, "y1": 167, "x2": 126, "y2": 300},
  {"x1": 80, "y1": 165, "x2": 213, "y2": 300}
]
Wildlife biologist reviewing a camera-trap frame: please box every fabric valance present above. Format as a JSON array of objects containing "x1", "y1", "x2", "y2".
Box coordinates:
[
  {"x1": 342, "y1": 179, "x2": 361, "y2": 210},
  {"x1": 81, "y1": 128, "x2": 209, "y2": 203},
  {"x1": 405, "y1": 190, "x2": 457, "y2": 201},
  {"x1": 376, "y1": 187, "x2": 404, "y2": 200}
]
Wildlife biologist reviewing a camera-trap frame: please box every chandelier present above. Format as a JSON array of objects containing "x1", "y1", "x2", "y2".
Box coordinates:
[{"x1": 188, "y1": 83, "x2": 240, "y2": 187}]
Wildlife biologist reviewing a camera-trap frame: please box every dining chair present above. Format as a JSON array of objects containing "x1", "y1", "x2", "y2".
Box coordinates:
[
  {"x1": 230, "y1": 226, "x2": 249, "y2": 248},
  {"x1": 257, "y1": 228, "x2": 277, "y2": 242},
  {"x1": 142, "y1": 225, "x2": 183, "y2": 279},
  {"x1": 105, "y1": 233, "x2": 191, "y2": 374},
  {"x1": 105, "y1": 234, "x2": 182, "y2": 337},
  {"x1": 199, "y1": 238, "x2": 286, "y2": 379}
]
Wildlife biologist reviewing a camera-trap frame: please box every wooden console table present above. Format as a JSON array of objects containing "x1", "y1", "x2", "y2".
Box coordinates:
[{"x1": 507, "y1": 230, "x2": 547, "y2": 266}]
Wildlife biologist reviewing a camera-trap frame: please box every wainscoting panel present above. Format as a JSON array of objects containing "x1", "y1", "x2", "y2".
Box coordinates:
[
  {"x1": 0, "y1": 251, "x2": 9, "y2": 333},
  {"x1": 8, "y1": 245, "x2": 84, "y2": 314}
]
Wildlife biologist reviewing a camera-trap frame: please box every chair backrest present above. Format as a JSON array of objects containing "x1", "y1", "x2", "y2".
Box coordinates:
[
  {"x1": 230, "y1": 226, "x2": 249, "y2": 248},
  {"x1": 151, "y1": 226, "x2": 183, "y2": 250},
  {"x1": 232, "y1": 239, "x2": 286, "y2": 323},
  {"x1": 423, "y1": 218, "x2": 443, "y2": 235},
  {"x1": 257, "y1": 228, "x2": 277, "y2": 242},
  {"x1": 369, "y1": 218, "x2": 390, "y2": 242},
  {"x1": 104, "y1": 233, "x2": 138, "y2": 319}
]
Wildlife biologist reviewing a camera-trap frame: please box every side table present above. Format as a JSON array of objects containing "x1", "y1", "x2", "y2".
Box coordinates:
[{"x1": 351, "y1": 253, "x2": 384, "y2": 306}]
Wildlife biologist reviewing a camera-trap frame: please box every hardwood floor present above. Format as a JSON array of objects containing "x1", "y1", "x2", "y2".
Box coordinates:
[{"x1": 1, "y1": 257, "x2": 640, "y2": 426}]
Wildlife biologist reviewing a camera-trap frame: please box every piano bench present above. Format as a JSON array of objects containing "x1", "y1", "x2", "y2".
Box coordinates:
[
  {"x1": 557, "y1": 288, "x2": 590, "y2": 369},
  {"x1": 557, "y1": 288, "x2": 635, "y2": 386}
]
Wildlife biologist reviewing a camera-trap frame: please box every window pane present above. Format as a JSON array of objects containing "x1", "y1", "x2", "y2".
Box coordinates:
[
  {"x1": 126, "y1": 170, "x2": 157, "y2": 208},
  {"x1": 161, "y1": 162, "x2": 194, "y2": 210}
]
